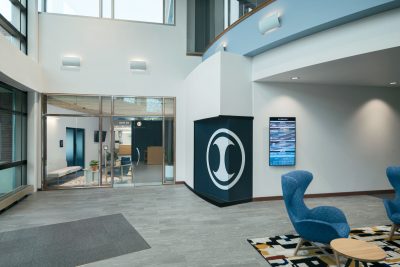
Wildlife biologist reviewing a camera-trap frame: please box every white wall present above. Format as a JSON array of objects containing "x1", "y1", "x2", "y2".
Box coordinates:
[
  {"x1": 0, "y1": 34, "x2": 43, "y2": 93},
  {"x1": 38, "y1": 0, "x2": 200, "y2": 96},
  {"x1": 220, "y1": 52, "x2": 252, "y2": 116},
  {"x1": 184, "y1": 53, "x2": 222, "y2": 187},
  {"x1": 183, "y1": 52, "x2": 252, "y2": 187},
  {"x1": 38, "y1": 12, "x2": 200, "y2": 96},
  {"x1": 252, "y1": 8, "x2": 400, "y2": 81},
  {"x1": 253, "y1": 82, "x2": 400, "y2": 197},
  {"x1": 38, "y1": 0, "x2": 201, "y2": 181}
]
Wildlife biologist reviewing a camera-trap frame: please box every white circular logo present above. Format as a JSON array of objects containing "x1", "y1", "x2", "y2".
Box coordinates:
[{"x1": 206, "y1": 128, "x2": 245, "y2": 190}]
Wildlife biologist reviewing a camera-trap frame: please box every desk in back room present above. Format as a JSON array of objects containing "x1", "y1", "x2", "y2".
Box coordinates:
[{"x1": 147, "y1": 146, "x2": 163, "y2": 165}]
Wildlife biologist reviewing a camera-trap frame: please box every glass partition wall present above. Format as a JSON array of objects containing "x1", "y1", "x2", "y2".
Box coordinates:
[
  {"x1": 42, "y1": 95, "x2": 175, "y2": 190},
  {"x1": 0, "y1": 83, "x2": 27, "y2": 197}
]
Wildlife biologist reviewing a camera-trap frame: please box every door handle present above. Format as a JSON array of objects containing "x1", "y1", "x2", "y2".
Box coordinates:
[{"x1": 136, "y1": 147, "x2": 140, "y2": 166}]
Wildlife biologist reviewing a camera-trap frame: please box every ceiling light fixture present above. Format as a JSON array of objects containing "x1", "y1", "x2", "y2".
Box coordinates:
[
  {"x1": 291, "y1": 77, "x2": 300, "y2": 80},
  {"x1": 389, "y1": 81, "x2": 398, "y2": 85}
]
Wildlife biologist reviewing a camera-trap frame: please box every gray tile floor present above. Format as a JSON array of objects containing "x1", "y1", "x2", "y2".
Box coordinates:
[
  {"x1": 0, "y1": 185, "x2": 391, "y2": 267},
  {"x1": 133, "y1": 163, "x2": 162, "y2": 185}
]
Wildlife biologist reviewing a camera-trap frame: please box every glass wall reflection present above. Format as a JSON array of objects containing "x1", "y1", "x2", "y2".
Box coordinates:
[
  {"x1": 43, "y1": 96, "x2": 176, "y2": 189},
  {"x1": 45, "y1": 116, "x2": 102, "y2": 188},
  {"x1": 163, "y1": 98, "x2": 175, "y2": 184}
]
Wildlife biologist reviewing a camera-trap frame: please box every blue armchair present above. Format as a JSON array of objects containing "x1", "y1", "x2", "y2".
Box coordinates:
[
  {"x1": 384, "y1": 166, "x2": 400, "y2": 240},
  {"x1": 281, "y1": 171, "x2": 350, "y2": 255}
]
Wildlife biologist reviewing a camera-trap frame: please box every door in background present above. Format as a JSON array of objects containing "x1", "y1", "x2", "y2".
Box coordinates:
[
  {"x1": 111, "y1": 117, "x2": 164, "y2": 187},
  {"x1": 75, "y1": 128, "x2": 85, "y2": 168},
  {"x1": 131, "y1": 118, "x2": 163, "y2": 186},
  {"x1": 66, "y1": 127, "x2": 85, "y2": 168},
  {"x1": 112, "y1": 119, "x2": 134, "y2": 187}
]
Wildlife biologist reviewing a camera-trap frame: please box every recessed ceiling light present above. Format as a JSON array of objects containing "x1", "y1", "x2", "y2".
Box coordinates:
[
  {"x1": 389, "y1": 81, "x2": 398, "y2": 85},
  {"x1": 291, "y1": 77, "x2": 300, "y2": 80}
]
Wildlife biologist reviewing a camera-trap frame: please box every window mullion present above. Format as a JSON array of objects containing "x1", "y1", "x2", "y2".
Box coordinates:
[{"x1": 111, "y1": 0, "x2": 114, "y2": 19}]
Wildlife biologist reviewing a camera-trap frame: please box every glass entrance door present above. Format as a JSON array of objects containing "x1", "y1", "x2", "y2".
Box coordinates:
[
  {"x1": 131, "y1": 118, "x2": 163, "y2": 186},
  {"x1": 112, "y1": 117, "x2": 163, "y2": 186},
  {"x1": 112, "y1": 118, "x2": 135, "y2": 187}
]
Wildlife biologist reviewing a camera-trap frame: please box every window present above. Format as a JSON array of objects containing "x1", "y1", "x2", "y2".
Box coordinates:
[
  {"x1": 0, "y1": 83, "x2": 28, "y2": 197},
  {"x1": 46, "y1": 0, "x2": 100, "y2": 17},
  {"x1": 114, "y1": 0, "x2": 163, "y2": 24},
  {"x1": 0, "y1": 0, "x2": 27, "y2": 53},
  {"x1": 164, "y1": 0, "x2": 174, "y2": 25},
  {"x1": 41, "y1": 0, "x2": 175, "y2": 25},
  {"x1": 187, "y1": 0, "x2": 269, "y2": 54},
  {"x1": 101, "y1": 0, "x2": 112, "y2": 18}
]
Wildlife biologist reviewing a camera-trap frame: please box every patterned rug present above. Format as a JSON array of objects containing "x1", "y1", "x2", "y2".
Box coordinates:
[{"x1": 248, "y1": 225, "x2": 400, "y2": 266}]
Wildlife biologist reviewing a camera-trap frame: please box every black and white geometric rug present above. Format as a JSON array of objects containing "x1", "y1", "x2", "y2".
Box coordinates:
[{"x1": 248, "y1": 225, "x2": 399, "y2": 266}]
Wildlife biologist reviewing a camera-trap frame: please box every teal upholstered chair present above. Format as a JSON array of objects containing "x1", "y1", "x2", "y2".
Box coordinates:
[
  {"x1": 384, "y1": 166, "x2": 400, "y2": 240},
  {"x1": 282, "y1": 170, "x2": 350, "y2": 256}
]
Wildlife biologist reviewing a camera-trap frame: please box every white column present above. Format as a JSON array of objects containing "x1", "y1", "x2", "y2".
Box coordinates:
[{"x1": 27, "y1": 91, "x2": 42, "y2": 191}]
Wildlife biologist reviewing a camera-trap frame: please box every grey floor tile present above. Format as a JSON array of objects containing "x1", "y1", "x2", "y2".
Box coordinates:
[{"x1": 0, "y1": 185, "x2": 390, "y2": 267}]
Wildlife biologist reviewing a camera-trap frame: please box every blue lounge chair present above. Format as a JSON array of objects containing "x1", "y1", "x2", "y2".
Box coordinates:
[
  {"x1": 384, "y1": 166, "x2": 400, "y2": 240},
  {"x1": 281, "y1": 170, "x2": 350, "y2": 256}
]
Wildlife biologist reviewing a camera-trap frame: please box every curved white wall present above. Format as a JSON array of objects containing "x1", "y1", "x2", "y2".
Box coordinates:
[
  {"x1": 252, "y1": 8, "x2": 400, "y2": 82},
  {"x1": 183, "y1": 52, "x2": 252, "y2": 187}
]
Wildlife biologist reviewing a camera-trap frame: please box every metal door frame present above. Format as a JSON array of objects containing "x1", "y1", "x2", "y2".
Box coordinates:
[{"x1": 41, "y1": 94, "x2": 176, "y2": 190}]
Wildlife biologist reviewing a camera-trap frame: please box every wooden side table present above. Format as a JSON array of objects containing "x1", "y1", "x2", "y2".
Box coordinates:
[{"x1": 330, "y1": 238, "x2": 386, "y2": 267}]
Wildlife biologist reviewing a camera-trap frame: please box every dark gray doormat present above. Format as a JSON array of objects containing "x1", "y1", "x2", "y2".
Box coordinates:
[{"x1": 0, "y1": 213, "x2": 150, "y2": 267}]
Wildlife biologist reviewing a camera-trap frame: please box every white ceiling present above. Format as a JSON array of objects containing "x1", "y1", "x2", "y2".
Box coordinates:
[{"x1": 260, "y1": 46, "x2": 400, "y2": 88}]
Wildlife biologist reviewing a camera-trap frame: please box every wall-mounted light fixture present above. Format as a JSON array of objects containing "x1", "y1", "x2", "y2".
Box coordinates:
[
  {"x1": 258, "y1": 12, "x2": 281, "y2": 35},
  {"x1": 129, "y1": 60, "x2": 147, "y2": 72},
  {"x1": 61, "y1": 56, "x2": 81, "y2": 69},
  {"x1": 222, "y1": 42, "x2": 227, "y2": 52}
]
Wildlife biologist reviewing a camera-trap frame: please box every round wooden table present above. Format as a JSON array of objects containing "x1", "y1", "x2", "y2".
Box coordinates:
[{"x1": 330, "y1": 238, "x2": 386, "y2": 267}]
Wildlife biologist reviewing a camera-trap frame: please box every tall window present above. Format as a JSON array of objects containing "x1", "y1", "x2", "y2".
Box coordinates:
[
  {"x1": 0, "y1": 0, "x2": 27, "y2": 53},
  {"x1": 40, "y1": 0, "x2": 175, "y2": 25},
  {"x1": 0, "y1": 83, "x2": 28, "y2": 197},
  {"x1": 187, "y1": 0, "x2": 269, "y2": 54},
  {"x1": 45, "y1": 0, "x2": 99, "y2": 17}
]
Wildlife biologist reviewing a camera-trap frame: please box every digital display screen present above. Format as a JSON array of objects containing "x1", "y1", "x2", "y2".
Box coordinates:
[{"x1": 269, "y1": 117, "x2": 296, "y2": 166}]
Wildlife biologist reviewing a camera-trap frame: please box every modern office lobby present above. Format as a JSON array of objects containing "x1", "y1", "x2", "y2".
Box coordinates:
[{"x1": 1, "y1": 1, "x2": 400, "y2": 267}]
